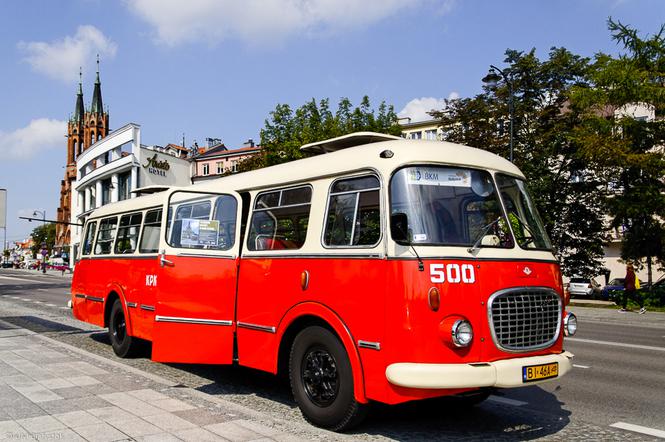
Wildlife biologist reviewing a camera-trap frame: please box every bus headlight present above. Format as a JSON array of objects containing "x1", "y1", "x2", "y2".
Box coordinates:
[
  {"x1": 451, "y1": 320, "x2": 473, "y2": 347},
  {"x1": 564, "y1": 312, "x2": 577, "y2": 337}
]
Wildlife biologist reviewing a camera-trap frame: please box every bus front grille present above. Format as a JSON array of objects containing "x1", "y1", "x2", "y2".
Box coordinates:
[{"x1": 488, "y1": 288, "x2": 561, "y2": 352}]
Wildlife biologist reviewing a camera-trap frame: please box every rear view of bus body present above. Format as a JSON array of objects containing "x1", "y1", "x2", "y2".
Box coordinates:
[{"x1": 71, "y1": 132, "x2": 576, "y2": 431}]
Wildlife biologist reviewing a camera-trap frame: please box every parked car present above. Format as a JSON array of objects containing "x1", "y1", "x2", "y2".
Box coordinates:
[
  {"x1": 601, "y1": 278, "x2": 625, "y2": 301},
  {"x1": 568, "y1": 277, "x2": 602, "y2": 299}
]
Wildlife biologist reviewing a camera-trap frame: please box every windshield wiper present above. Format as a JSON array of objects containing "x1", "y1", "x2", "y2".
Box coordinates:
[
  {"x1": 467, "y1": 216, "x2": 503, "y2": 255},
  {"x1": 510, "y1": 213, "x2": 537, "y2": 245}
]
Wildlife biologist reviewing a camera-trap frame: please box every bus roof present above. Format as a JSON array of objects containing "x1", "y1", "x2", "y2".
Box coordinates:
[
  {"x1": 194, "y1": 136, "x2": 524, "y2": 193},
  {"x1": 87, "y1": 135, "x2": 523, "y2": 219}
]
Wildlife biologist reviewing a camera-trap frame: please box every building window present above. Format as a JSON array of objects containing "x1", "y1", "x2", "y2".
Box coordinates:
[
  {"x1": 216, "y1": 162, "x2": 223, "y2": 174},
  {"x1": 103, "y1": 151, "x2": 111, "y2": 164},
  {"x1": 231, "y1": 160, "x2": 238, "y2": 173},
  {"x1": 101, "y1": 179, "x2": 112, "y2": 205},
  {"x1": 425, "y1": 129, "x2": 437, "y2": 140},
  {"x1": 118, "y1": 171, "x2": 131, "y2": 201},
  {"x1": 202, "y1": 164, "x2": 209, "y2": 176},
  {"x1": 409, "y1": 131, "x2": 422, "y2": 140}
]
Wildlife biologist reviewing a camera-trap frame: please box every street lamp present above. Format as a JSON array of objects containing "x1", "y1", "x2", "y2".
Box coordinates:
[
  {"x1": 32, "y1": 210, "x2": 47, "y2": 273},
  {"x1": 482, "y1": 64, "x2": 514, "y2": 163},
  {"x1": 32, "y1": 210, "x2": 46, "y2": 226}
]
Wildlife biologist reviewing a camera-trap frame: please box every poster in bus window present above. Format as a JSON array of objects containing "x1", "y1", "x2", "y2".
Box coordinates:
[
  {"x1": 181, "y1": 219, "x2": 220, "y2": 247},
  {"x1": 406, "y1": 168, "x2": 471, "y2": 187}
]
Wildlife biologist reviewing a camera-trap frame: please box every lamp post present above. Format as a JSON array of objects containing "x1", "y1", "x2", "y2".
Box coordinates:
[
  {"x1": 32, "y1": 210, "x2": 46, "y2": 273},
  {"x1": 482, "y1": 64, "x2": 514, "y2": 163}
]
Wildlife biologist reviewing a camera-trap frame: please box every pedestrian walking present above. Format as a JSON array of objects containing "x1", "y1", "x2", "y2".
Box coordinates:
[{"x1": 620, "y1": 263, "x2": 646, "y2": 314}]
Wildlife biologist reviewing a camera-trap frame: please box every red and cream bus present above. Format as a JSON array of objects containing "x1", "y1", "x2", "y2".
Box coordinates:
[{"x1": 72, "y1": 132, "x2": 576, "y2": 431}]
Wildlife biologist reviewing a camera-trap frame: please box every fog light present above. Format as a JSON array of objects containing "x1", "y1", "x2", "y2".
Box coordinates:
[
  {"x1": 452, "y1": 320, "x2": 473, "y2": 347},
  {"x1": 564, "y1": 312, "x2": 577, "y2": 337}
]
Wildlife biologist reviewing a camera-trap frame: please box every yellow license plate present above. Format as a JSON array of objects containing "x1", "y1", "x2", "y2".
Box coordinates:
[{"x1": 522, "y1": 362, "x2": 558, "y2": 382}]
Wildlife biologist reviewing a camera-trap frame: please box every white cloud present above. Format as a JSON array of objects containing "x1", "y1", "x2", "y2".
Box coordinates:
[
  {"x1": 1, "y1": 119, "x2": 67, "y2": 160},
  {"x1": 18, "y1": 25, "x2": 117, "y2": 83},
  {"x1": 125, "y1": 0, "x2": 453, "y2": 46},
  {"x1": 398, "y1": 93, "x2": 459, "y2": 122}
]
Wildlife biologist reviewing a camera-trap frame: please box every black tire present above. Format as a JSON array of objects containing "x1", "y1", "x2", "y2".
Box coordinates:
[
  {"x1": 289, "y1": 326, "x2": 367, "y2": 431},
  {"x1": 108, "y1": 299, "x2": 137, "y2": 358}
]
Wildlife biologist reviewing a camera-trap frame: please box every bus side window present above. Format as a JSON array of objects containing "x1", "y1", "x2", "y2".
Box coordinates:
[
  {"x1": 324, "y1": 175, "x2": 381, "y2": 247},
  {"x1": 95, "y1": 217, "x2": 118, "y2": 255},
  {"x1": 248, "y1": 186, "x2": 312, "y2": 251},
  {"x1": 81, "y1": 221, "x2": 97, "y2": 256},
  {"x1": 115, "y1": 213, "x2": 143, "y2": 254},
  {"x1": 212, "y1": 195, "x2": 237, "y2": 250},
  {"x1": 139, "y1": 209, "x2": 162, "y2": 253}
]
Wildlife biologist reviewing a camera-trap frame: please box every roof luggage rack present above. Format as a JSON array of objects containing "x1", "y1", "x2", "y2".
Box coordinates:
[{"x1": 300, "y1": 131, "x2": 402, "y2": 155}]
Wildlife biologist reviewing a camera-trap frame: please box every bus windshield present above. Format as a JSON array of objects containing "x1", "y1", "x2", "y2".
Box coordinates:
[
  {"x1": 495, "y1": 174, "x2": 552, "y2": 250},
  {"x1": 390, "y1": 166, "x2": 513, "y2": 248}
]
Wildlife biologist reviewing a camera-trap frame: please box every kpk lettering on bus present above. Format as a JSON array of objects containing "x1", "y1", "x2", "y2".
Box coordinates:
[{"x1": 71, "y1": 132, "x2": 577, "y2": 431}]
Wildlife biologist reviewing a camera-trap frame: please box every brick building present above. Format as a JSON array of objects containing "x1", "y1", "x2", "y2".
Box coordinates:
[{"x1": 55, "y1": 60, "x2": 109, "y2": 259}]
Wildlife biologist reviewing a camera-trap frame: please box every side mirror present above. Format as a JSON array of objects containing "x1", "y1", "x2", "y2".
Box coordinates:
[{"x1": 390, "y1": 212, "x2": 409, "y2": 245}]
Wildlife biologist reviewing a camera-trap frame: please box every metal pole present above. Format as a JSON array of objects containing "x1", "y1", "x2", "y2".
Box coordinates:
[{"x1": 489, "y1": 64, "x2": 514, "y2": 163}]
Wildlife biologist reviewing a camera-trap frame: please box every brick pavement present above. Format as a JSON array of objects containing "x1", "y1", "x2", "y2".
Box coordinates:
[{"x1": 0, "y1": 319, "x2": 307, "y2": 442}]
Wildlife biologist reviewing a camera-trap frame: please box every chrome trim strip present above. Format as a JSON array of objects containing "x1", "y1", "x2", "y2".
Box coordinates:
[
  {"x1": 487, "y1": 286, "x2": 562, "y2": 353},
  {"x1": 387, "y1": 257, "x2": 558, "y2": 264},
  {"x1": 126, "y1": 302, "x2": 138, "y2": 308},
  {"x1": 358, "y1": 340, "x2": 381, "y2": 351},
  {"x1": 86, "y1": 296, "x2": 104, "y2": 303},
  {"x1": 155, "y1": 315, "x2": 232, "y2": 326},
  {"x1": 174, "y1": 253, "x2": 235, "y2": 259},
  {"x1": 140, "y1": 304, "x2": 156, "y2": 312},
  {"x1": 74, "y1": 294, "x2": 86, "y2": 299},
  {"x1": 237, "y1": 322, "x2": 276, "y2": 333},
  {"x1": 242, "y1": 254, "x2": 382, "y2": 259}
]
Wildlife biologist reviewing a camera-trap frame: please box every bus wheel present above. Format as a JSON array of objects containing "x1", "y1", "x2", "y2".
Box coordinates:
[
  {"x1": 289, "y1": 326, "x2": 367, "y2": 431},
  {"x1": 108, "y1": 299, "x2": 137, "y2": 358}
]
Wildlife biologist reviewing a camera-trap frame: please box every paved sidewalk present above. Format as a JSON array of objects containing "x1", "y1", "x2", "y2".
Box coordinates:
[{"x1": 0, "y1": 320, "x2": 307, "y2": 442}]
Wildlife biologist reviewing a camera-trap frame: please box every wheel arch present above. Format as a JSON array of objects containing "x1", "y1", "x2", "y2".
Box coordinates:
[
  {"x1": 103, "y1": 284, "x2": 133, "y2": 335},
  {"x1": 276, "y1": 302, "x2": 367, "y2": 404}
]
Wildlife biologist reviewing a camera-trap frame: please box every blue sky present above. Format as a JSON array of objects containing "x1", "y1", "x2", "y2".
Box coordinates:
[{"x1": 1, "y1": 0, "x2": 664, "y2": 245}]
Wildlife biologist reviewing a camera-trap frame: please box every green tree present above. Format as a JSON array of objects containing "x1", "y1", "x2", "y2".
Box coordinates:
[
  {"x1": 431, "y1": 47, "x2": 608, "y2": 278},
  {"x1": 259, "y1": 96, "x2": 402, "y2": 168},
  {"x1": 571, "y1": 19, "x2": 665, "y2": 284},
  {"x1": 30, "y1": 223, "x2": 56, "y2": 258}
]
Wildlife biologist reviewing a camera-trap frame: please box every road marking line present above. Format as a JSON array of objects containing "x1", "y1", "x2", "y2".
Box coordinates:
[
  {"x1": 610, "y1": 422, "x2": 665, "y2": 439},
  {"x1": 37, "y1": 288, "x2": 49, "y2": 291},
  {"x1": 488, "y1": 395, "x2": 528, "y2": 406},
  {"x1": 33, "y1": 301, "x2": 44, "y2": 304},
  {"x1": 573, "y1": 364, "x2": 590, "y2": 369},
  {"x1": 9, "y1": 296, "x2": 20, "y2": 299},
  {"x1": 20, "y1": 298, "x2": 31, "y2": 302},
  {"x1": 46, "y1": 304, "x2": 57, "y2": 307},
  {"x1": 0, "y1": 275, "x2": 47, "y2": 284},
  {"x1": 567, "y1": 337, "x2": 665, "y2": 353}
]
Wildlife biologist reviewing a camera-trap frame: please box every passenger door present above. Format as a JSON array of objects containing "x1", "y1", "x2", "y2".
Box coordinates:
[{"x1": 151, "y1": 190, "x2": 241, "y2": 364}]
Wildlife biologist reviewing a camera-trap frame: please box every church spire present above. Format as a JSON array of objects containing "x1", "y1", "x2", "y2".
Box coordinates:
[
  {"x1": 90, "y1": 55, "x2": 103, "y2": 115},
  {"x1": 73, "y1": 67, "x2": 84, "y2": 123}
]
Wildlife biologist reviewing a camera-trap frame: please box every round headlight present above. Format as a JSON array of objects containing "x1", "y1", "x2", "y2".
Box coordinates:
[
  {"x1": 452, "y1": 320, "x2": 473, "y2": 347},
  {"x1": 564, "y1": 312, "x2": 577, "y2": 337}
]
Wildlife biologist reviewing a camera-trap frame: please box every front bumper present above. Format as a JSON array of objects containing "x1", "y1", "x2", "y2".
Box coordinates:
[{"x1": 386, "y1": 351, "x2": 573, "y2": 389}]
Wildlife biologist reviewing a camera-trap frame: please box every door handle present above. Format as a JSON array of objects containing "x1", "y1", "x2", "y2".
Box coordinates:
[{"x1": 159, "y1": 250, "x2": 174, "y2": 267}]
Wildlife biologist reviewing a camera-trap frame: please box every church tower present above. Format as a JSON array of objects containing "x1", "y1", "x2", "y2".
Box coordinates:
[{"x1": 55, "y1": 59, "x2": 110, "y2": 259}]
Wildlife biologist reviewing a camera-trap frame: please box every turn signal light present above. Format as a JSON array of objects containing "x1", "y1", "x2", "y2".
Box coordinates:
[
  {"x1": 428, "y1": 287, "x2": 440, "y2": 312},
  {"x1": 300, "y1": 270, "x2": 309, "y2": 291}
]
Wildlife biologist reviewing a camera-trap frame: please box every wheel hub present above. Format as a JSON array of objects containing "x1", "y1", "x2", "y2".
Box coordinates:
[{"x1": 302, "y1": 348, "x2": 339, "y2": 407}]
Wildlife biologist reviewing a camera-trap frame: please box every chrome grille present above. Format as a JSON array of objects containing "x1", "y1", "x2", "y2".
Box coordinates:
[{"x1": 488, "y1": 288, "x2": 561, "y2": 352}]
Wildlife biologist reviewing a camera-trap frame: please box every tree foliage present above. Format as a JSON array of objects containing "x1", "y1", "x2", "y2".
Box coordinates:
[
  {"x1": 257, "y1": 96, "x2": 402, "y2": 168},
  {"x1": 30, "y1": 223, "x2": 56, "y2": 258},
  {"x1": 571, "y1": 19, "x2": 665, "y2": 284},
  {"x1": 431, "y1": 47, "x2": 608, "y2": 278}
]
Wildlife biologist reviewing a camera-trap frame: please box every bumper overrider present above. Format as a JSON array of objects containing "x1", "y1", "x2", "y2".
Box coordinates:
[{"x1": 386, "y1": 351, "x2": 574, "y2": 389}]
